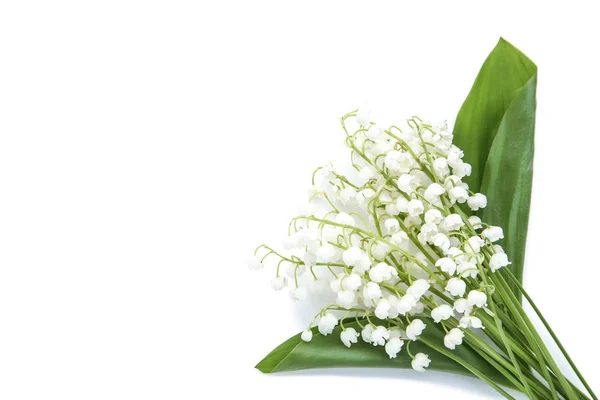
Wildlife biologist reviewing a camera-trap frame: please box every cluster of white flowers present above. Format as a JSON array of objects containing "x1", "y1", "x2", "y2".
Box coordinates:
[{"x1": 250, "y1": 109, "x2": 511, "y2": 373}]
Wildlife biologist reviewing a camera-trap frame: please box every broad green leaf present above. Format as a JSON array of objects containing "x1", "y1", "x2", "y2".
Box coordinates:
[
  {"x1": 256, "y1": 319, "x2": 516, "y2": 390},
  {"x1": 453, "y1": 38, "x2": 537, "y2": 297},
  {"x1": 454, "y1": 38, "x2": 537, "y2": 194},
  {"x1": 479, "y1": 75, "x2": 536, "y2": 296}
]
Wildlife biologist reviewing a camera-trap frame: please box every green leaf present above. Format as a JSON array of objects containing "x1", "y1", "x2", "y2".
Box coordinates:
[
  {"x1": 479, "y1": 75, "x2": 536, "y2": 296},
  {"x1": 453, "y1": 38, "x2": 537, "y2": 297},
  {"x1": 454, "y1": 38, "x2": 537, "y2": 194},
  {"x1": 256, "y1": 319, "x2": 516, "y2": 390}
]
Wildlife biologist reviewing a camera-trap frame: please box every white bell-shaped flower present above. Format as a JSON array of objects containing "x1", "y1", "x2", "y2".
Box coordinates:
[
  {"x1": 444, "y1": 328, "x2": 464, "y2": 350},
  {"x1": 482, "y1": 226, "x2": 504, "y2": 242},
  {"x1": 457, "y1": 261, "x2": 478, "y2": 278},
  {"x1": 270, "y1": 276, "x2": 287, "y2": 291},
  {"x1": 447, "y1": 147, "x2": 464, "y2": 167},
  {"x1": 467, "y1": 193, "x2": 487, "y2": 210},
  {"x1": 290, "y1": 286, "x2": 308, "y2": 301},
  {"x1": 248, "y1": 256, "x2": 263, "y2": 270},
  {"x1": 391, "y1": 231, "x2": 409, "y2": 247},
  {"x1": 316, "y1": 243, "x2": 337, "y2": 262},
  {"x1": 336, "y1": 290, "x2": 356, "y2": 309},
  {"x1": 385, "y1": 203, "x2": 400, "y2": 216},
  {"x1": 386, "y1": 296, "x2": 400, "y2": 319},
  {"x1": 467, "y1": 290, "x2": 487, "y2": 308},
  {"x1": 431, "y1": 304, "x2": 454, "y2": 323},
  {"x1": 398, "y1": 174, "x2": 415, "y2": 193},
  {"x1": 453, "y1": 162, "x2": 472, "y2": 178},
  {"x1": 343, "y1": 273, "x2": 363, "y2": 291},
  {"x1": 433, "y1": 157, "x2": 450, "y2": 177},
  {"x1": 425, "y1": 209, "x2": 443, "y2": 224},
  {"x1": 406, "y1": 319, "x2": 426, "y2": 340},
  {"x1": 371, "y1": 326, "x2": 390, "y2": 346},
  {"x1": 353, "y1": 254, "x2": 372, "y2": 275},
  {"x1": 460, "y1": 315, "x2": 484, "y2": 329},
  {"x1": 468, "y1": 215, "x2": 483, "y2": 229},
  {"x1": 454, "y1": 298, "x2": 473, "y2": 315},
  {"x1": 335, "y1": 212, "x2": 356, "y2": 226},
  {"x1": 424, "y1": 183, "x2": 445, "y2": 202},
  {"x1": 356, "y1": 166, "x2": 375, "y2": 186},
  {"x1": 318, "y1": 313, "x2": 338, "y2": 335},
  {"x1": 371, "y1": 242, "x2": 391, "y2": 260},
  {"x1": 375, "y1": 298, "x2": 392, "y2": 319},
  {"x1": 340, "y1": 328, "x2": 360, "y2": 348},
  {"x1": 406, "y1": 279, "x2": 430, "y2": 299},
  {"x1": 340, "y1": 187, "x2": 357, "y2": 204},
  {"x1": 356, "y1": 107, "x2": 371, "y2": 125},
  {"x1": 343, "y1": 247, "x2": 364, "y2": 266},
  {"x1": 330, "y1": 277, "x2": 343, "y2": 293},
  {"x1": 369, "y1": 262, "x2": 393, "y2": 283},
  {"x1": 446, "y1": 277, "x2": 466, "y2": 297},
  {"x1": 420, "y1": 223, "x2": 438, "y2": 242},
  {"x1": 367, "y1": 125, "x2": 383, "y2": 140},
  {"x1": 449, "y1": 186, "x2": 469, "y2": 203},
  {"x1": 436, "y1": 257, "x2": 457, "y2": 275},
  {"x1": 356, "y1": 188, "x2": 375, "y2": 205},
  {"x1": 407, "y1": 199, "x2": 425, "y2": 216},
  {"x1": 490, "y1": 253, "x2": 511, "y2": 271},
  {"x1": 361, "y1": 325, "x2": 374, "y2": 343},
  {"x1": 385, "y1": 337, "x2": 404, "y2": 359},
  {"x1": 466, "y1": 236, "x2": 485, "y2": 253},
  {"x1": 432, "y1": 233, "x2": 450, "y2": 252},
  {"x1": 411, "y1": 353, "x2": 431, "y2": 372},
  {"x1": 409, "y1": 301, "x2": 425, "y2": 316},
  {"x1": 397, "y1": 294, "x2": 418, "y2": 315},
  {"x1": 443, "y1": 214, "x2": 465, "y2": 231},
  {"x1": 396, "y1": 197, "x2": 409, "y2": 213},
  {"x1": 384, "y1": 150, "x2": 403, "y2": 172},
  {"x1": 363, "y1": 282, "x2": 383, "y2": 301},
  {"x1": 384, "y1": 218, "x2": 400, "y2": 233}
]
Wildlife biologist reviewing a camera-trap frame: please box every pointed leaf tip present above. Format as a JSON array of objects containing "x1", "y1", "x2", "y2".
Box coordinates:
[{"x1": 453, "y1": 39, "x2": 537, "y2": 300}]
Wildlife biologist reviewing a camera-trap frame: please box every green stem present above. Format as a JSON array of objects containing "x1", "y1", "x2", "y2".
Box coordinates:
[
  {"x1": 492, "y1": 273, "x2": 579, "y2": 399},
  {"x1": 478, "y1": 310, "x2": 588, "y2": 400},
  {"x1": 504, "y1": 270, "x2": 597, "y2": 400},
  {"x1": 474, "y1": 261, "x2": 540, "y2": 399},
  {"x1": 417, "y1": 336, "x2": 517, "y2": 400}
]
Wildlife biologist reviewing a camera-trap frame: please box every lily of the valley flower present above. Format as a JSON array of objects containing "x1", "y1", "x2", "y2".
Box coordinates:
[{"x1": 411, "y1": 353, "x2": 431, "y2": 372}]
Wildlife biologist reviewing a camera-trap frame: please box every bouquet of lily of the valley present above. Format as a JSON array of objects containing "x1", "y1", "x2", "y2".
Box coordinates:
[{"x1": 248, "y1": 39, "x2": 597, "y2": 400}]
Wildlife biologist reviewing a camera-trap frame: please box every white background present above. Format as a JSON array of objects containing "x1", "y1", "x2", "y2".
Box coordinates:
[{"x1": 1, "y1": 1, "x2": 598, "y2": 399}]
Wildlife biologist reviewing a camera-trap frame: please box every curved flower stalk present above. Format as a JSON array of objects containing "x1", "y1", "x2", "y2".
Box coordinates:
[{"x1": 250, "y1": 110, "x2": 597, "y2": 400}]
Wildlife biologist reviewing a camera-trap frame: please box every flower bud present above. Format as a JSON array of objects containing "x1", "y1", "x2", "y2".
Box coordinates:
[{"x1": 301, "y1": 329, "x2": 313, "y2": 342}]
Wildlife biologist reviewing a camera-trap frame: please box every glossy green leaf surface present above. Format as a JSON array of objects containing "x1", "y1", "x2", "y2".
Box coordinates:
[
  {"x1": 479, "y1": 75, "x2": 536, "y2": 296},
  {"x1": 256, "y1": 319, "x2": 515, "y2": 389},
  {"x1": 453, "y1": 38, "x2": 537, "y2": 194},
  {"x1": 453, "y1": 38, "x2": 537, "y2": 296}
]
